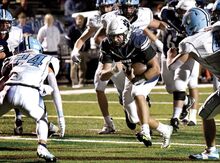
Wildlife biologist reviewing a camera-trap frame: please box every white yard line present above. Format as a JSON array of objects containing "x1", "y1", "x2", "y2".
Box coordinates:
[
  {"x1": 0, "y1": 135, "x2": 218, "y2": 147},
  {"x1": 60, "y1": 84, "x2": 213, "y2": 95}
]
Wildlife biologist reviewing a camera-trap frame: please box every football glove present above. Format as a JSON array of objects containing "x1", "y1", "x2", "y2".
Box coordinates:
[
  {"x1": 71, "y1": 49, "x2": 81, "y2": 64},
  {"x1": 58, "y1": 116, "x2": 65, "y2": 137}
]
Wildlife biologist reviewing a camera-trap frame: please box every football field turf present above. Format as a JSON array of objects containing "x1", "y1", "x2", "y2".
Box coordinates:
[{"x1": 0, "y1": 84, "x2": 219, "y2": 162}]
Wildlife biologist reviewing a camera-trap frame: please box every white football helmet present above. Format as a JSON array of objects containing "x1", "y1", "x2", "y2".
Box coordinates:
[
  {"x1": 176, "y1": 0, "x2": 196, "y2": 10},
  {"x1": 106, "y1": 15, "x2": 132, "y2": 46}
]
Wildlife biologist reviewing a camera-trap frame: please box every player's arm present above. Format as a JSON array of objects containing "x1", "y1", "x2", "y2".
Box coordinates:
[
  {"x1": 47, "y1": 68, "x2": 65, "y2": 137},
  {"x1": 143, "y1": 56, "x2": 160, "y2": 80},
  {"x1": 143, "y1": 27, "x2": 163, "y2": 52},
  {"x1": 93, "y1": 26, "x2": 107, "y2": 46},
  {"x1": 148, "y1": 18, "x2": 168, "y2": 31},
  {"x1": 100, "y1": 62, "x2": 115, "y2": 81},
  {"x1": 167, "y1": 47, "x2": 190, "y2": 70},
  {"x1": 71, "y1": 27, "x2": 96, "y2": 62}
]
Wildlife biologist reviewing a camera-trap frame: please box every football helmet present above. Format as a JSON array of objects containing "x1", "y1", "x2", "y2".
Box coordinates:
[
  {"x1": 106, "y1": 15, "x2": 132, "y2": 46},
  {"x1": 96, "y1": 0, "x2": 117, "y2": 15},
  {"x1": 182, "y1": 7, "x2": 210, "y2": 36},
  {"x1": 0, "y1": 9, "x2": 14, "y2": 34},
  {"x1": 15, "y1": 36, "x2": 43, "y2": 54},
  {"x1": 175, "y1": 0, "x2": 196, "y2": 11},
  {"x1": 119, "y1": 0, "x2": 139, "y2": 19}
]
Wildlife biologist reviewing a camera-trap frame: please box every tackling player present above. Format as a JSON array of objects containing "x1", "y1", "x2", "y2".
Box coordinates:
[
  {"x1": 0, "y1": 36, "x2": 65, "y2": 162},
  {"x1": 167, "y1": 7, "x2": 220, "y2": 160}
]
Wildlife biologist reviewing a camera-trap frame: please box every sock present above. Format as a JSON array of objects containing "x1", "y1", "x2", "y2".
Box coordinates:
[
  {"x1": 208, "y1": 146, "x2": 217, "y2": 152},
  {"x1": 156, "y1": 122, "x2": 168, "y2": 134},
  {"x1": 189, "y1": 109, "x2": 197, "y2": 123},
  {"x1": 173, "y1": 107, "x2": 182, "y2": 119},
  {"x1": 142, "y1": 123, "x2": 150, "y2": 135},
  {"x1": 104, "y1": 116, "x2": 113, "y2": 126},
  {"x1": 38, "y1": 143, "x2": 47, "y2": 148}
]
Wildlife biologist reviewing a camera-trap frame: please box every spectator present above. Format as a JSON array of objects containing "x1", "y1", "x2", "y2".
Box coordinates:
[
  {"x1": 37, "y1": 14, "x2": 60, "y2": 58},
  {"x1": 0, "y1": 0, "x2": 10, "y2": 10},
  {"x1": 65, "y1": 14, "x2": 90, "y2": 88},
  {"x1": 17, "y1": 12, "x2": 34, "y2": 36},
  {"x1": 64, "y1": 0, "x2": 87, "y2": 26},
  {"x1": 13, "y1": 0, "x2": 34, "y2": 19}
]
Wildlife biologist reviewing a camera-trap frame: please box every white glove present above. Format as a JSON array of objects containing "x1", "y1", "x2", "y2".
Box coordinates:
[
  {"x1": 58, "y1": 116, "x2": 65, "y2": 137},
  {"x1": 71, "y1": 48, "x2": 81, "y2": 64}
]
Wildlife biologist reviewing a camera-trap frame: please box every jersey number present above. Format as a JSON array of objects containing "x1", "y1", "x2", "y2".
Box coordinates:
[{"x1": 15, "y1": 54, "x2": 46, "y2": 67}]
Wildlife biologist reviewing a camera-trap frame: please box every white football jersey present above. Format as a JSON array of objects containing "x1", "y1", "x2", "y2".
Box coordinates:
[
  {"x1": 4, "y1": 53, "x2": 60, "y2": 88},
  {"x1": 7, "y1": 26, "x2": 23, "y2": 52},
  {"x1": 101, "y1": 7, "x2": 153, "y2": 29},
  {"x1": 178, "y1": 22, "x2": 220, "y2": 78}
]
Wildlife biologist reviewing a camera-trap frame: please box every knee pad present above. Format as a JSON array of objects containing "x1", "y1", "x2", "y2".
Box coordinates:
[{"x1": 173, "y1": 91, "x2": 186, "y2": 101}]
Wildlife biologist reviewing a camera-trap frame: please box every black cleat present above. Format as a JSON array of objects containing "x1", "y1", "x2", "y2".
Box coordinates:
[
  {"x1": 170, "y1": 118, "x2": 179, "y2": 132},
  {"x1": 136, "y1": 132, "x2": 152, "y2": 147},
  {"x1": 180, "y1": 95, "x2": 195, "y2": 120},
  {"x1": 124, "y1": 111, "x2": 136, "y2": 130}
]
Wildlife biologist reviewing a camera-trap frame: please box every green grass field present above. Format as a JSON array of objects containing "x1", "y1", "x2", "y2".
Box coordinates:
[{"x1": 0, "y1": 84, "x2": 219, "y2": 162}]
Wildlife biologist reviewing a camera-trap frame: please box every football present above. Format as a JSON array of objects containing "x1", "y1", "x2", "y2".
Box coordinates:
[{"x1": 132, "y1": 62, "x2": 147, "y2": 76}]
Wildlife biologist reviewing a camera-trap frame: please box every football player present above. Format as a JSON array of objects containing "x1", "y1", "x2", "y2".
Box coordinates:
[
  {"x1": 100, "y1": 16, "x2": 173, "y2": 148},
  {"x1": 167, "y1": 7, "x2": 220, "y2": 160},
  {"x1": 0, "y1": 36, "x2": 65, "y2": 162},
  {"x1": 159, "y1": 0, "x2": 199, "y2": 130},
  {"x1": 72, "y1": 0, "x2": 125, "y2": 134}
]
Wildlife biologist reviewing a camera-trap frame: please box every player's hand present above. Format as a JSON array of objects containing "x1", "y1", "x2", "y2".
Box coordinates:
[
  {"x1": 71, "y1": 49, "x2": 81, "y2": 64},
  {"x1": 58, "y1": 116, "x2": 65, "y2": 137}
]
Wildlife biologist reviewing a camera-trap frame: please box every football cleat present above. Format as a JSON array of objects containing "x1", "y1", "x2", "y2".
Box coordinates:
[
  {"x1": 48, "y1": 122, "x2": 59, "y2": 137},
  {"x1": 124, "y1": 111, "x2": 136, "y2": 130},
  {"x1": 180, "y1": 95, "x2": 195, "y2": 120},
  {"x1": 161, "y1": 125, "x2": 173, "y2": 148},
  {"x1": 170, "y1": 118, "x2": 179, "y2": 132},
  {"x1": 136, "y1": 131, "x2": 152, "y2": 147},
  {"x1": 189, "y1": 149, "x2": 219, "y2": 160},
  {"x1": 14, "y1": 119, "x2": 23, "y2": 135},
  {"x1": 37, "y1": 144, "x2": 56, "y2": 162},
  {"x1": 187, "y1": 120, "x2": 196, "y2": 126},
  {"x1": 98, "y1": 124, "x2": 116, "y2": 134}
]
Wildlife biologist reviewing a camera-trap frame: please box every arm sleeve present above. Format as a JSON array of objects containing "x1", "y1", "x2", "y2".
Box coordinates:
[{"x1": 47, "y1": 72, "x2": 64, "y2": 118}]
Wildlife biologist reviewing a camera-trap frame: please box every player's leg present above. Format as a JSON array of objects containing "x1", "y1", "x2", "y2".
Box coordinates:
[
  {"x1": 182, "y1": 61, "x2": 199, "y2": 125},
  {"x1": 94, "y1": 62, "x2": 115, "y2": 134},
  {"x1": 14, "y1": 108, "x2": 23, "y2": 135},
  {"x1": 22, "y1": 87, "x2": 56, "y2": 161},
  {"x1": 189, "y1": 89, "x2": 220, "y2": 160}
]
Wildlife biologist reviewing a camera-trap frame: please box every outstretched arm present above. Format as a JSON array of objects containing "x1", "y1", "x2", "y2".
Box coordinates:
[
  {"x1": 47, "y1": 68, "x2": 65, "y2": 137},
  {"x1": 167, "y1": 47, "x2": 190, "y2": 70}
]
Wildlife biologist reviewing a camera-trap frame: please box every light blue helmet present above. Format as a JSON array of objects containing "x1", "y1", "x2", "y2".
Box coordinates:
[
  {"x1": 182, "y1": 7, "x2": 210, "y2": 36},
  {"x1": 119, "y1": 0, "x2": 139, "y2": 5},
  {"x1": 0, "y1": 9, "x2": 14, "y2": 34},
  {"x1": 15, "y1": 36, "x2": 43, "y2": 54},
  {"x1": 96, "y1": 0, "x2": 117, "y2": 7}
]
